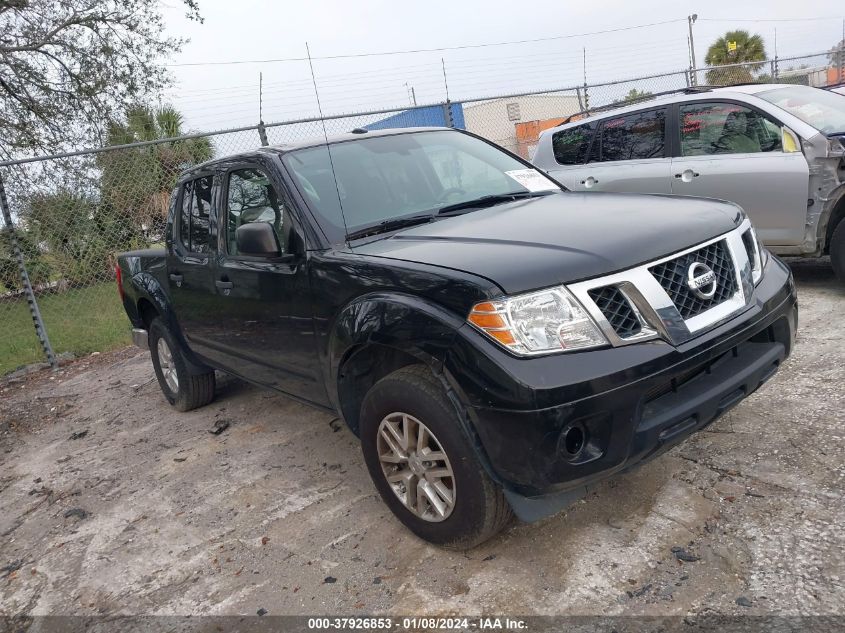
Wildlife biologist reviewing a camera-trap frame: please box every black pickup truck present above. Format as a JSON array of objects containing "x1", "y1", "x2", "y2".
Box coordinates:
[{"x1": 117, "y1": 127, "x2": 797, "y2": 548}]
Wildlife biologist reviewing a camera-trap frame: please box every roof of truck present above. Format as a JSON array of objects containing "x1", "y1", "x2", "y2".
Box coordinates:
[{"x1": 184, "y1": 126, "x2": 455, "y2": 174}]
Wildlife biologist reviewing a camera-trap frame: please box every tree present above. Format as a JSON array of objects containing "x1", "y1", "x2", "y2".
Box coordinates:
[
  {"x1": 22, "y1": 189, "x2": 117, "y2": 286},
  {"x1": 98, "y1": 106, "x2": 214, "y2": 239},
  {"x1": 0, "y1": 0, "x2": 202, "y2": 160},
  {"x1": 829, "y1": 39, "x2": 845, "y2": 72},
  {"x1": 0, "y1": 225, "x2": 51, "y2": 292},
  {"x1": 614, "y1": 88, "x2": 653, "y2": 104},
  {"x1": 704, "y1": 30, "x2": 767, "y2": 85}
]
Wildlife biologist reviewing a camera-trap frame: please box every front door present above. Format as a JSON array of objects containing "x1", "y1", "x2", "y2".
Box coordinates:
[
  {"x1": 671, "y1": 101, "x2": 810, "y2": 246},
  {"x1": 166, "y1": 174, "x2": 218, "y2": 359},
  {"x1": 205, "y1": 162, "x2": 325, "y2": 404}
]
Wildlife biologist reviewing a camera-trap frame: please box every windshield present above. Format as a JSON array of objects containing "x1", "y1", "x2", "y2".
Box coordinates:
[
  {"x1": 282, "y1": 130, "x2": 560, "y2": 241},
  {"x1": 757, "y1": 85, "x2": 845, "y2": 135}
]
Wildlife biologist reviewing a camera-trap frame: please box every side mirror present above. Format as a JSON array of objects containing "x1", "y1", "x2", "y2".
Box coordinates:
[
  {"x1": 235, "y1": 222, "x2": 281, "y2": 257},
  {"x1": 782, "y1": 126, "x2": 801, "y2": 153}
]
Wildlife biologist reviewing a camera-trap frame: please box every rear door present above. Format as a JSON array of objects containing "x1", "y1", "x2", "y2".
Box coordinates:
[
  {"x1": 670, "y1": 100, "x2": 809, "y2": 245},
  {"x1": 166, "y1": 173, "x2": 218, "y2": 358},
  {"x1": 202, "y1": 160, "x2": 325, "y2": 403},
  {"x1": 572, "y1": 107, "x2": 673, "y2": 194}
]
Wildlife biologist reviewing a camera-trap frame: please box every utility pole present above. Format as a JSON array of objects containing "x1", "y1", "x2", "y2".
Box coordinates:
[
  {"x1": 772, "y1": 28, "x2": 778, "y2": 81},
  {"x1": 688, "y1": 14, "x2": 698, "y2": 86}
]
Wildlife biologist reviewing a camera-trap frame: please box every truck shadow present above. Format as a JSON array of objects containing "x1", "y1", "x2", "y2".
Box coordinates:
[{"x1": 785, "y1": 256, "x2": 842, "y2": 292}]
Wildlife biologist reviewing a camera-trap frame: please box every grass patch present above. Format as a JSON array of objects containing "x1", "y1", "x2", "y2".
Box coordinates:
[{"x1": 1, "y1": 283, "x2": 129, "y2": 375}]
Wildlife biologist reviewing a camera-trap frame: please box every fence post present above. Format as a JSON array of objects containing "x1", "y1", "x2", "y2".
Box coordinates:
[
  {"x1": 0, "y1": 171, "x2": 58, "y2": 370},
  {"x1": 257, "y1": 121, "x2": 269, "y2": 146},
  {"x1": 442, "y1": 101, "x2": 455, "y2": 128}
]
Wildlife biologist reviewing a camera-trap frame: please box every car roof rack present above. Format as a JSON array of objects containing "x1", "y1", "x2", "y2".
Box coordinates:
[{"x1": 556, "y1": 86, "x2": 713, "y2": 126}]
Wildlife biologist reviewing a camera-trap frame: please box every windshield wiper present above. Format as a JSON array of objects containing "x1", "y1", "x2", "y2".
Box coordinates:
[
  {"x1": 346, "y1": 213, "x2": 434, "y2": 240},
  {"x1": 436, "y1": 190, "x2": 555, "y2": 215}
]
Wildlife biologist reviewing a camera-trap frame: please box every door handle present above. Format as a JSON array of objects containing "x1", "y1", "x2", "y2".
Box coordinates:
[
  {"x1": 580, "y1": 176, "x2": 599, "y2": 188},
  {"x1": 169, "y1": 273, "x2": 183, "y2": 283},
  {"x1": 215, "y1": 280, "x2": 234, "y2": 290},
  {"x1": 674, "y1": 170, "x2": 700, "y2": 181}
]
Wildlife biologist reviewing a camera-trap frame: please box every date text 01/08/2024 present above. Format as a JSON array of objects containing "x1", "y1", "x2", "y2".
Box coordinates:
[{"x1": 306, "y1": 617, "x2": 528, "y2": 630}]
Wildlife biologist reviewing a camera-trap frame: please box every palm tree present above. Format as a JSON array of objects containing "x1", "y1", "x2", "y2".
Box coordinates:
[
  {"x1": 99, "y1": 106, "x2": 214, "y2": 239},
  {"x1": 614, "y1": 88, "x2": 653, "y2": 105},
  {"x1": 704, "y1": 30, "x2": 767, "y2": 85}
]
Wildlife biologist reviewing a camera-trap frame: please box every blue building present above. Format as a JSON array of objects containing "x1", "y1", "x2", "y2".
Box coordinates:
[{"x1": 364, "y1": 103, "x2": 465, "y2": 131}]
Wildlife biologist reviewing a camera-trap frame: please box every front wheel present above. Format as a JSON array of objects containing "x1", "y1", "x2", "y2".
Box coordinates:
[
  {"x1": 359, "y1": 365, "x2": 513, "y2": 548},
  {"x1": 149, "y1": 318, "x2": 215, "y2": 412}
]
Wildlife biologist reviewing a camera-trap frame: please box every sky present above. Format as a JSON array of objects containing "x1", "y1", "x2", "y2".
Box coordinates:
[{"x1": 160, "y1": 0, "x2": 845, "y2": 133}]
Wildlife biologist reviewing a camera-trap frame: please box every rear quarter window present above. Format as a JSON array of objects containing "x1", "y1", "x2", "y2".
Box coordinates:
[{"x1": 551, "y1": 123, "x2": 596, "y2": 165}]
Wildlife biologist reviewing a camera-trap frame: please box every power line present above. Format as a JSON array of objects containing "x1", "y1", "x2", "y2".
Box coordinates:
[
  {"x1": 699, "y1": 16, "x2": 843, "y2": 23},
  {"x1": 167, "y1": 19, "x2": 687, "y2": 67}
]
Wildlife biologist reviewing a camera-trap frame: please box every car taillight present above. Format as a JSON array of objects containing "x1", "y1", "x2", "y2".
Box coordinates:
[{"x1": 115, "y1": 264, "x2": 124, "y2": 301}]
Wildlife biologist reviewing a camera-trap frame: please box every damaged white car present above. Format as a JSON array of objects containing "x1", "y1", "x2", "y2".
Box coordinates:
[{"x1": 532, "y1": 84, "x2": 845, "y2": 280}]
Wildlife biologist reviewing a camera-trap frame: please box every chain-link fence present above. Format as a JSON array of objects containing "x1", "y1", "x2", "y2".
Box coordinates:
[{"x1": 1, "y1": 51, "x2": 843, "y2": 374}]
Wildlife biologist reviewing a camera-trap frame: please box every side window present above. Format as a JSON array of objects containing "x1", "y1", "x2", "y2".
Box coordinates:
[
  {"x1": 551, "y1": 123, "x2": 596, "y2": 165},
  {"x1": 680, "y1": 102, "x2": 783, "y2": 156},
  {"x1": 226, "y1": 168, "x2": 285, "y2": 256},
  {"x1": 178, "y1": 176, "x2": 213, "y2": 253},
  {"x1": 597, "y1": 109, "x2": 666, "y2": 162}
]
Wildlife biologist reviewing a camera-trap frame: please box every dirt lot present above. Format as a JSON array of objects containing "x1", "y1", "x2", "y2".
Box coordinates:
[{"x1": 1, "y1": 259, "x2": 843, "y2": 618}]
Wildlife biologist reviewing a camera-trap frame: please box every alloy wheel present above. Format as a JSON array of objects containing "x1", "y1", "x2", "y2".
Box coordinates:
[
  {"x1": 156, "y1": 337, "x2": 179, "y2": 393},
  {"x1": 376, "y1": 412, "x2": 456, "y2": 522}
]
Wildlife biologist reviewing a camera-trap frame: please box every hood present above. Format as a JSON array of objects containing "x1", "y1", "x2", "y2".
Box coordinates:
[{"x1": 350, "y1": 192, "x2": 743, "y2": 294}]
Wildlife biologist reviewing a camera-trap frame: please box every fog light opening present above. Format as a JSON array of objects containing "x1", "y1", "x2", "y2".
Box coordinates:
[{"x1": 564, "y1": 425, "x2": 586, "y2": 456}]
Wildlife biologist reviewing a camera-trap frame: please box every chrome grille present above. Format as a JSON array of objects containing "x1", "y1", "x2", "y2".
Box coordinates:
[
  {"x1": 649, "y1": 240, "x2": 737, "y2": 319},
  {"x1": 588, "y1": 286, "x2": 641, "y2": 339}
]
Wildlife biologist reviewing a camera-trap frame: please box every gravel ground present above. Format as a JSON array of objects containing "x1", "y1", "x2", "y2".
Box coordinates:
[{"x1": 0, "y1": 259, "x2": 842, "y2": 618}]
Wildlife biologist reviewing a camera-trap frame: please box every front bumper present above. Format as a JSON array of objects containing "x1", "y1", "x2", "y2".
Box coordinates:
[{"x1": 445, "y1": 255, "x2": 797, "y2": 521}]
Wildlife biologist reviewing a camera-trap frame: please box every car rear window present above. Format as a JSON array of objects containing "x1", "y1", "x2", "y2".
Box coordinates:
[
  {"x1": 551, "y1": 123, "x2": 596, "y2": 165},
  {"x1": 596, "y1": 109, "x2": 666, "y2": 162}
]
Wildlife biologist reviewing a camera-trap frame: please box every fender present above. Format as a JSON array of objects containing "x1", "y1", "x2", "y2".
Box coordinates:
[{"x1": 326, "y1": 291, "x2": 465, "y2": 410}]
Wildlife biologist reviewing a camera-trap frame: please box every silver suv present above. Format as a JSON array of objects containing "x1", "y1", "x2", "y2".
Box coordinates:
[{"x1": 532, "y1": 84, "x2": 845, "y2": 279}]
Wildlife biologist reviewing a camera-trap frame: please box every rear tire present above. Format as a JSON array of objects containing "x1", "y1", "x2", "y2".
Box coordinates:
[
  {"x1": 831, "y1": 219, "x2": 845, "y2": 282},
  {"x1": 359, "y1": 365, "x2": 513, "y2": 549},
  {"x1": 149, "y1": 318, "x2": 215, "y2": 412}
]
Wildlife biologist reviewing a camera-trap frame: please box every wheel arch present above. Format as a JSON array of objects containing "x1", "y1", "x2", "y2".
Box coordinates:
[
  {"x1": 820, "y1": 185, "x2": 845, "y2": 254},
  {"x1": 328, "y1": 292, "x2": 464, "y2": 435}
]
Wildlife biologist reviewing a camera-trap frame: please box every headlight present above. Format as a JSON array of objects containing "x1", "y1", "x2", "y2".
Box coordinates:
[
  {"x1": 468, "y1": 286, "x2": 608, "y2": 356},
  {"x1": 743, "y1": 226, "x2": 767, "y2": 285}
]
